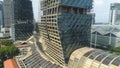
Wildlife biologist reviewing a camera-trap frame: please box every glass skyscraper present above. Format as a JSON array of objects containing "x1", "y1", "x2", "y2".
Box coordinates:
[
  {"x1": 3, "y1": 0, "x2": 34, "y2": 40},
  {"x1": 39, "y1": 0, "x2": 93, "y2": 66},
  {"x1": 13, "y1": 0, "x2": 34, "y2": 40}
]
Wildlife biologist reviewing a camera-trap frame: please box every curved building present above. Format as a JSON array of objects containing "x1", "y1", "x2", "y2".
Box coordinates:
[
  {"x1": 39, "y1": 0, "x2": 94, "y2": 66},
  {"x1": 68, "y1": 47, "x2": 120, "y2": 68}
]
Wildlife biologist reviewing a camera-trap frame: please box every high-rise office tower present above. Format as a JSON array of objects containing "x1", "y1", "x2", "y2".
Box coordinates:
[
  {"x1": 3, "y1": 0, "x2": 14, "y2": 28},
  {"x1": 12, "y1": 0, "x2": 34, "y2": 40},
  {"x1": 109, "y1": 3, "x2": 120, "y2": 25},
  {"x1": 39, "y1": 0, "x2": 93, "y2": 66},
  {"x1": 3, "y1": 0, "x2": 14, "y2": 38},
  {"x1": 3, "y1": 0, "x2": 34, "y2": 40}
]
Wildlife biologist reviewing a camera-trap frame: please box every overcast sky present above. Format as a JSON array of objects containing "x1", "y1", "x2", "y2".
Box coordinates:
[
  {"x1": 1, "y1": 0, "x2": 120, "y2": 23},
  {"x1": 94, "y1": 0, "x2": 120, "y2": 23}
]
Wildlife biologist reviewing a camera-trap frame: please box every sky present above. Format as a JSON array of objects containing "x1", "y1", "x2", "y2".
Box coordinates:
[
  {"x1": 32, "y1": 0, "x2": 40, "y2": 21},
  {"x1": 94, "y1": 0, "x2": 120, "y2": 23},
  {"x1": 1, "y1": 0, "x2": 120, "y2": 23}
]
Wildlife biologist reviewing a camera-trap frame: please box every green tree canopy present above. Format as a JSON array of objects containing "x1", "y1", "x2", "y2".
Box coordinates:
[
  {"x1": 0, "y1": 46, "x2": 19, "y2": 60},
  {"x1": 0, "y1": 39, "x2": 14, "y2": 47},
  {"x1": 0, "y1": 39, "x2": 18, "y2": 68},
  {"x1": 113, "y1": 46, "x2": 120, "y2": 52}
]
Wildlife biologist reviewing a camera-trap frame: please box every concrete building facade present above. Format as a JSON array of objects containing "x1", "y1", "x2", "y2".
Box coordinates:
[
  {"x1": 109, "y1": 3, "x2": 120, "y2": 25},
  {"x1": 39, "y1": 0, "x2": 93, "y2": 66},
  {"x1": 3, "y1": 0, "x2": 14, "y2": 28}
]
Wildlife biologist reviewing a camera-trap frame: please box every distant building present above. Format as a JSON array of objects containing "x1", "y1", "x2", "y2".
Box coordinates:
[
  {"x1": 3, "y1": 0, "x2": 34, "y2": 40},
  {"x1": 68, "y1": 47, "x2": 120, "y2": 68},
  {"x1": 39, "y1": 0, "x2": 94, "y2": 66},
  {"x1": 91, "y1": 25, "x2": 120, "y2": 47},
  {"x1": 109, "y1": 3, "x2": 120, "y2": 25},
  {"x1": 0, "y1": 27, "x2": 11, "y2": 38},
  {"x1": 3, "y1": 0, "x2": 14, "y2": 28},
  {"x1": 0, "y1": 1, "x2": 3, "y2": 29},
  {"x1": 3, "y1": 0, "x2": 14, "y2": 39}
]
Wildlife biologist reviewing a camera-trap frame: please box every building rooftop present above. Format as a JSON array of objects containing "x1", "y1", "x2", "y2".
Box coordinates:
[
  {"x1": 92, "y1": 25, "x2": 120, "y2": 37},
  {"x1": 4, "y1": 59, "x2": 19, "y2": 68},
  {"x1": 68, "y1": 47, "x2": 120, "y2": 68},
  {"x1": 16, "y1": 45, "x2": 62, "y2": 68}
]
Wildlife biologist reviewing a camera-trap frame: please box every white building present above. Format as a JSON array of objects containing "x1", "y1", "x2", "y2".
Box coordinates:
[
  {"x1": 91, "y1": 25, "x2": 120, "y2": 47},
  {"x1": 0, "y1": 27, "x2": 11, "y2": 38}
]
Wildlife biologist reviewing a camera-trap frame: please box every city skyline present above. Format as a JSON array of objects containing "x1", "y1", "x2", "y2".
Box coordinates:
[
  {"x1": 0, "y1": 0, "x2": 120, "y2": 22},
  {"x1": 1, "y1": 0, "x2": 120, "y2": 68},
  {"x1": 32, "y1": 0, "x2": 120, "y2": 23}
]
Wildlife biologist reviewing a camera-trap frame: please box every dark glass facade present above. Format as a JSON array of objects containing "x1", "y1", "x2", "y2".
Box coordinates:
[
  {"x1": 13, "y1": 0, "x2": 34, "y2": 40},
  {"x1": 39, "y1": 0, "x2": 93, "y2": 66},
  {"x1": 0, "y1": 1, "x2": 3, "y2": 28}
]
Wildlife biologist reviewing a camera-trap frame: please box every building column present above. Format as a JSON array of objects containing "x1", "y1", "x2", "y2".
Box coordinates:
[{"x1": 95, "y1": 31, "x2": 97, "y2": 48}]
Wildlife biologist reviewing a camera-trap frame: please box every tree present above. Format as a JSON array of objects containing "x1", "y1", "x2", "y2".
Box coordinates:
[
  {"x1": 113, "y1": 46, "x2": 120, "y2": 52},
  {"x1": 0, "y1": 46, "x2": 19, "y2": 59},
  {"x1": 0, "y1": 39, "x2": 18, "y2": 68},
  {"x1": 0, "y1": 39, "x2": 14, "y2": 46},
  {"x1": 106, "y1": 45, "x2": 114, "y2": 51}
]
